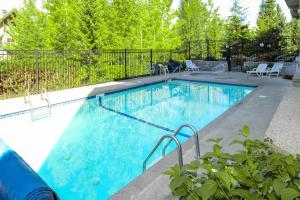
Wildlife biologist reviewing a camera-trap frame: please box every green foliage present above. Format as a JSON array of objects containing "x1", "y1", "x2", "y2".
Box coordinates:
[
  {"x1": 164, "y1": 125, "x2": 300, "y2": 199},
  {"x1": 177, "y1": 0, "x2": 225, "y2": 59},
  {"x1": 8, "y1": 0, "x2": 48, "y2": 49},
  {"x1": 8, "y1": 0, "x2": 181, "y2": 50},
  {"x1": 44, "y1": 0, "x2": 85, "y2": 50},
  {"x1": 226, "y1": 0, "x2": 252, "y2": 42},
  {"x1": 256, "y1": 0, "x2": 286, "y2": 42}
]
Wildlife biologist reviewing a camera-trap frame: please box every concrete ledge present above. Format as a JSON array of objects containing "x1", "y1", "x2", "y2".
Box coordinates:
[{"x1": 266, "y1": 86, "x2": 300, "y2": 154}]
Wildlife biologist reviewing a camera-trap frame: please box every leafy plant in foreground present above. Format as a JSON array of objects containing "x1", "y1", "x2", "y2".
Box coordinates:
[{"x1": 164, "y1": 125, "x2": 300, "y2": 200}]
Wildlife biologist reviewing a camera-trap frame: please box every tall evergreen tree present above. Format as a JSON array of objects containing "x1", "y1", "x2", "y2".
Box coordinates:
[
  {"x1": 178, "y1": 0, "x2": 208, "y2": 42},
  {"x1": 140, "y1": 0, "x2": 180, "y2": 49},
  {"x1": 78, "y1": 0, "x2": 110, "y2": 50},
  {"x1": 178, "y1": 0, "x2": 224, "y2": 58},
  {"x1": 44, "y1": 0, "x2": 85, "y2": 50},
  {"x1": 256, "y1": 0, "x2": 288, "y2": 56},
  {"x1": 225, "y1": 0, "x2": 251, "y2": 42},
  {"x1": 8, "y1": 0, "x2": 48, "y2": 49},
  {"x1": 107, "y1": 0, "x2": 140, "y2": 49},
  {"x1": 256, "y1": 0, "x2": 282, "y2": 39}
]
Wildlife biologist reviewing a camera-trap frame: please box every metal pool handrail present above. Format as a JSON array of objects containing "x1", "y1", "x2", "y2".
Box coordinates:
[
  {"x1": 162, "y1": 124, "x2": 200, "y2": 160},
  {"x1": 143, "y1": 134, "x2": 183, "y2": 172}
]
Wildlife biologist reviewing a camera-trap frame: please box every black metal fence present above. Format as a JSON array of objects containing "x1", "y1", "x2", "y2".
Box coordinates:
[
  {"x1": 0, "y1": 49, "x2": 186, "y2": 99},
  {"x1": 1, "y1": 37, "x2": 299, "y2": 99},
  {"x1": 186, "y1": 37, "x2": 300, "y2": 70}
]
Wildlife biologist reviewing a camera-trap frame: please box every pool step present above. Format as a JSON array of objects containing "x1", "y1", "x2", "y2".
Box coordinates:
[{"x1": 31, "y1": 107, "x2": 51, "y2": 121}]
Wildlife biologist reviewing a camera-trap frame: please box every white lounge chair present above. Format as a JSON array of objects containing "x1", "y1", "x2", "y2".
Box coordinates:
[
  {"x1": 246, "y1": 64, "x2": 268, "y2": 76},
  {"x1": 186, "y1": 60, "x2": 200, "y2": 72},
  {"x1": 265, "y1": 63, "x2": 283, "y2": 77}
]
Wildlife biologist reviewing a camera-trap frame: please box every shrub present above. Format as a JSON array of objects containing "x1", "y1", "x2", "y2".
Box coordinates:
[{"x1": 164, "y1": 126, "x2": 300, "y2": 200}]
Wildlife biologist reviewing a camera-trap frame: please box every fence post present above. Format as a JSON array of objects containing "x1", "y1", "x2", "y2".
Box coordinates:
[
  {"x1": 150, "y1": 49, "x2": 153, "y2": 68},
  {"x1": 206, "y1": 39, "x2": 210, "y2": 59},
  {"x1": 124, "y1": 49, "x2": 127, "y2": 78},
  {"x1": 35, "y1": 49, "x2": 39, "y2": 94},
  {"x1": 188, "y1": 41, "x2": 191, "y2": 60},
  {"x1": 88, "y1": 50, "x2": 91, "y2": 84}
]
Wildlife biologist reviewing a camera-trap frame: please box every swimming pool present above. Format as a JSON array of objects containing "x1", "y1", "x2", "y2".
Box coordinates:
[{"x1": 37, "y1": 80, "x2": 254, "y2": 199}]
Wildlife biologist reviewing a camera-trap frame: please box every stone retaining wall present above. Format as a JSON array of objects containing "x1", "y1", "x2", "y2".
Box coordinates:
[{"x1": 193, "y1": 60, "x2": 228, "y2": 71}]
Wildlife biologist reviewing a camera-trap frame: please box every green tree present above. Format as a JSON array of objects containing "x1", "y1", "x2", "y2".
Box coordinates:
[
  {"x1": 282, "y1": 19, "x2": 300, "y2": 54},
  {"x1": 178, "y1": 0, "x2": 224, "y2": 59},
  {"x1": 8, "y1": 0, "x2": 48, "y2": 49},
  {"x1": 256, "y1": 0, "x2": 285, "y2": 41},
  {"x1": 44, "y1": 0, "x2": 85, "y2": 50},
  {"x1": 256, "y1": 0, "x2": 288, "y2": 58},
  {"x1": 226, "y1": 0, "x2": 251, "y2": 42},
  {"x1": 78, "y1": 0, "x2": 110, "y2": 50},
  {"x1": 106, "y1": 0, "x2": 140, "y2": 49},
  {"x1": 139, "y1": 0, "x2": 180, "y2": 49}
]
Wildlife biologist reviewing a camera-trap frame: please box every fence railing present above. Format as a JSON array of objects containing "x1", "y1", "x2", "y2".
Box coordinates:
[
  {"x1": 1, "y1": 37, "x2": 299, "y2": 99},
  {"x1": 0, "y1": 49, "x2": 186, "y2": 99}
]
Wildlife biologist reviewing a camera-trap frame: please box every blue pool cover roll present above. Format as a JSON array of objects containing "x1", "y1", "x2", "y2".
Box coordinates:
[{"x1": 0, "y1": 139, "x2": 58, "y2": 200}]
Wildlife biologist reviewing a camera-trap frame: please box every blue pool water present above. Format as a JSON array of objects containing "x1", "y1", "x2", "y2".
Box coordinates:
[{"x1": 38, "y1": 80, "x2": 254, "y2": 199}]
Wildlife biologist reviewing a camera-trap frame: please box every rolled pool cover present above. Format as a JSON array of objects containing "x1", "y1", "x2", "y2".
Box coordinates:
[{"x1": 0, "y1": 140, "x2": 59, "y2": 200}]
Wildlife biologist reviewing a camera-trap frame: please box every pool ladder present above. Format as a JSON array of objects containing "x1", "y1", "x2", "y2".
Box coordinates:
[
  {"x1": 24, "y1": 88, "x2": 51, "y2": 120},
  {"x1": 143, "y1": 124, "x2": 200, "y2": 172}
]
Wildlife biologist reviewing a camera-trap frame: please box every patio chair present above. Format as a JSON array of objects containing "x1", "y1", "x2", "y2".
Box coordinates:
[
  {"x1": 168, "y1": 59, "x2": 182, "y2": 73},
  {"x1": 147, "y1": 65, "x2": 156, "y2": 75},
  {"x1": 246, "y1": 63, "x2": 268, "y2": 76},
  {"x1": 185, "y1": 60, "x2": 200, "y2": 72},
  {"x1": 265, "y1": 63, "x2": 283, "y2": 77}
]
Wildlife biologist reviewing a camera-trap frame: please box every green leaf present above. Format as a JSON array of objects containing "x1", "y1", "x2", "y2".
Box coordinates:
[
  {"x1": 230, "y1": 153, "x2": 247, "y2": 163},
  {"x1": 287, "y1": 166, "x2": 296, "y2": 177},
  {"x1": 241, "y1": 125, "x2": 250, "y2": 138},
  {"x1": 170, "y1": 176, "x2": 180, "y2": 191},
  {"x1": 197, "y1": 180, "x2": 218, "y2": 200},
  {"x1": 164, "y1": 165, "x2": 181, "y2": 177},
  {"x1": 280, "y1": 172, "x2": 291, "y2": 183},
  {"x1": 273, "y1": 178, "x2": 286, "y2": 196},
  {"x1": 230, "y1": 139, "x2": 244, "y2": 146},
  {"x1": 202, "y1": 152, "x2": 216, "y2": 159},
  {"x1": 266, "y1": 192, "x2": 277, "y2": 200},
  {"x1": 164, "y1": 170, "x2": 174, "y2": 176},
  {"x1": 233, "y1": 168, "x2": 252, "y2": 187},
  {"x1": 187, "y1": 193, "x2": 199, "y2": 200},
  {"x1": 294, "y1": 179, "x2": 300, "y2": 190},
  {"x1": 281, "y1": 188, "x2": 300, "y2": 200},
  {"x1": 207, "y1": 138, "x2": 223, "y2": 143},
  {"x1": 231, "y1": 189, "x2": 256, "y2": 199},
  {"x1": 284, "y1": 154, "x2": 294, "y2": 165},
  {"x1": 183, "y1": 160, "x2": 201, "y2": 170},
  {"x1": 173, "y1": 186, "x2": 188, "y2": 196},
  {"x1": 213, "y1": 144, "x2": 222, "y2": 156},
  {"x1": 215, "y1": 171, "x2": 232, "y2": 190}
]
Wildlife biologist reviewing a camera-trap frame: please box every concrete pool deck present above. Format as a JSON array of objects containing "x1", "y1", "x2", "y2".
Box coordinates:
[{"x1": 0, "y1": 71, "x2": 294, "y2": 199}]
